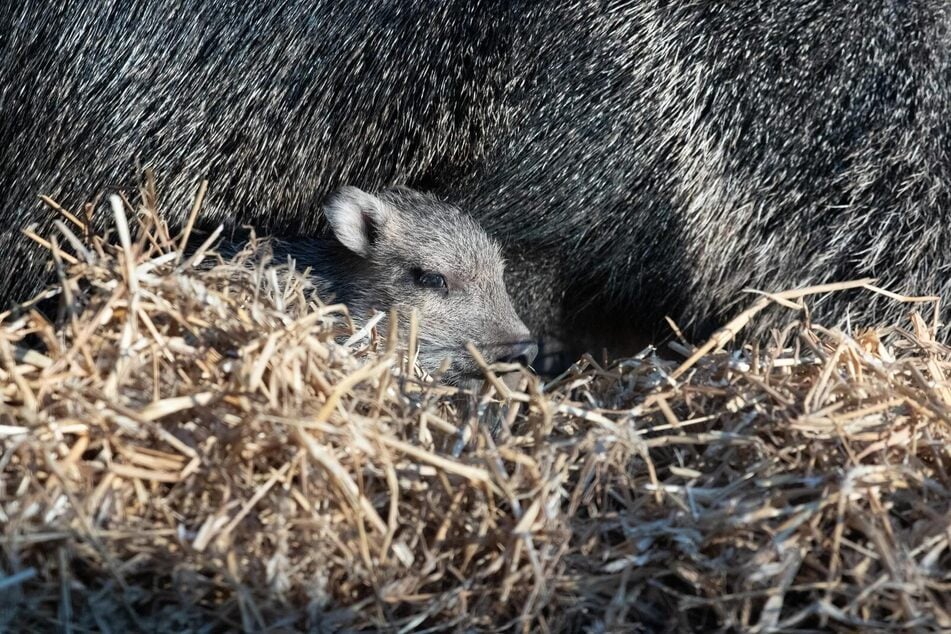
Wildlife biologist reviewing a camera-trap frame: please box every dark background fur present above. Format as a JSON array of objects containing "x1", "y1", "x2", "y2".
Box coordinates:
[{"x1": 3, "y1": 1, "x2": 949, "y2": 353}]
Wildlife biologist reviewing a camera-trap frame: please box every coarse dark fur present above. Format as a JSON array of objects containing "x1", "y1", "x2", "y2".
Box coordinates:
[{"x1": 2, "y1": 2, "x2": 950, "y2": 356}]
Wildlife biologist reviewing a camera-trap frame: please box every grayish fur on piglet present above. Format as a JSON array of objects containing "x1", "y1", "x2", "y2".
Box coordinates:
[{"x1": 244, "y1": 186, "x2": 536, "y2": 385}]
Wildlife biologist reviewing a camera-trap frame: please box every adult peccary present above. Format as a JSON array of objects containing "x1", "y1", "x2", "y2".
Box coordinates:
[
  {"x1": 2, "y1": 2, "x2": 950, "y2": 356},
  {"x1": 218, "y1": 186, "x2": 536, "y2": 385}
]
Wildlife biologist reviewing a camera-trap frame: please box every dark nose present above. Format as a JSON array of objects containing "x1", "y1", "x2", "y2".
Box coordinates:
[{"x1": 497, "y1": 340, "x2": 539, "y2": 367}]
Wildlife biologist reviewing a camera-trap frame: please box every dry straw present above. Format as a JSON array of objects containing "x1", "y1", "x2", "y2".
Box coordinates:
[{"x1": 1, "y1": 180, "x2": 950, "y2": 632}]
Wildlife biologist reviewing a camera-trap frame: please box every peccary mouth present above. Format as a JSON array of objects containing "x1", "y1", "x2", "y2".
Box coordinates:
[
  {"x1": 447, "y1": 365, "x2": 525, "y2": 388},
  {"x1": 421, "y1": 342, "x2": 535, "y2": 386}
]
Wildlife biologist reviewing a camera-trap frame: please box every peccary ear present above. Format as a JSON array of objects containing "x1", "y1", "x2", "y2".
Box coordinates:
[{"x1": 324, "y1": 186, "x2": 391, "y2": 257}]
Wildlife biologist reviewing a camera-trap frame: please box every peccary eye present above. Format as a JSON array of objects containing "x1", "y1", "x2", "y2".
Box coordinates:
[{"x1": 412, "y1": 268, "x2": 447, "y2": 290}]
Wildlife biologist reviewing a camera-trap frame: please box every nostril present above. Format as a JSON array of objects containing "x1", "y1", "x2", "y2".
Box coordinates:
[
  {"x1": 498, "y1": 341, "x2": 538, "y2": 367},
  {"x1": 520, "y1": 341, "x2": 539, "y2": 366}
]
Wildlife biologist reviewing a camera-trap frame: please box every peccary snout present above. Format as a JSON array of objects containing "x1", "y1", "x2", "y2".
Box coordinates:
[
  {"x1": 484, "y1": 324, "x2": 538, "y2": 368},
  {"x1": 268, "y1": 186, "x2": 535, "y2": 385},
  {"x1": 498, "y1": 339, "x2": 539, "y2": 367}
]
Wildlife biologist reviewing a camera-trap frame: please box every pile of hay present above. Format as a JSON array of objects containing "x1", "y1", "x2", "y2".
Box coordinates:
[{"x1": 2, "y1": 183, "x2": 950, "y2": 632}]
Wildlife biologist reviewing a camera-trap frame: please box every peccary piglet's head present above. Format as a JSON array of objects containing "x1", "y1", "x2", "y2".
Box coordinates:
[{"x1": 300, "y1": 186, "x2": 536, "y2": 384}]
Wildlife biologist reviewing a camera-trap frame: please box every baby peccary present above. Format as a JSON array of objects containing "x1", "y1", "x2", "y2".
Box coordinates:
[{"x1": 266, "y1": 186, "x2": 536, "y2": 385}]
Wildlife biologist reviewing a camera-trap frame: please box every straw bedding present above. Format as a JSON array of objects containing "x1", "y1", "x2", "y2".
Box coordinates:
[{"x1": 1, "y1": 182, "x2": 950, "y2": 632}]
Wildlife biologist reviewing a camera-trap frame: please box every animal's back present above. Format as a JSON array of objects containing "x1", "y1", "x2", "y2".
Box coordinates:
[{"x1": 3, "y1": 2, "x2": 951, "y2": 347}]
